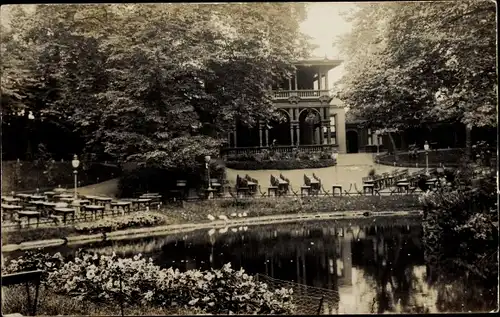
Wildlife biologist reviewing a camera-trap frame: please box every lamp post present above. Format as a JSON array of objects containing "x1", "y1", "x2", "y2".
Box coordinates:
[
  {"x1": 204, "y1": 155, "x2": 213, "y2": 191},
  {"x1": 71, "y1": 154, "x2": 80, "y2": 199},
  {"x1": 424, "y1": 141, "x2": 430, "y2": 175}
]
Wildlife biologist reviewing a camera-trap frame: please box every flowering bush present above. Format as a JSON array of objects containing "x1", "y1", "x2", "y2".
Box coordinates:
[
  {"x1": 74, "y1": 213, "x2": 167, "y2": 234},
  {"x1": 2, "y1": 250, "x2": 64, "y2": 282},
  {"x1": 5, "y1": 251, "x2": 295, "y2": 315}
]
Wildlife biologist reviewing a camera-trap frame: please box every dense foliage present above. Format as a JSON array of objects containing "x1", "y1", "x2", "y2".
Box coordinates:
[
  {"x1": 419, "y1": 147, "x2": 497, "y2": 286},
  {"x1": 1, "y1": 4, "x2": 313, "y2": 168},
  {"x1": 2, "y1": 251, "x2": 295, "y2": 315},
  {"x1": 337, "y1": 1, "x2": 496, "y2": 131},
  {"x1": 226, "y1": 159, "x2": 336, "y2": 170}
]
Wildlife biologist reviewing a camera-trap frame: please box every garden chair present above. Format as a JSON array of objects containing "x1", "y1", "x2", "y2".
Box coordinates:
[
  {"x1": 268, "y1": 175, "x2": 280, "y2": 197},
  {"x1": 331, "y1": 184, "x2": 343, "y2": 196},
  {"x1": 301, "y1": 175, "x2": 312, "y2": 197},
  {"x1": 236, "y1": 175, "x2": 250, "y2": 197},
  {"x1": 343, "y1": 183, "x2": 354, "y2": 196},
  {"x1": 362, "y1": 182, "x2": 375, "y2": 195},
  {"x1": 244, "y1": 174, "x2": 259, "y2": 195},
  {"x1": 353, "y1": 183, "x2": 365, "y2": 196},
  {"x1": 310, "y1": 173, "x2": 322, "y2": 196},
  {"x1": 278, "y1": 174, "x2": 290, "y2": 195}
]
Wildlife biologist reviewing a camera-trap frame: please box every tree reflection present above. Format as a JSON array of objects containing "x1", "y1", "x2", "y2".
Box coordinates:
[{"x1": 353, "y1": 226, "x2": 428, "y2": 314}]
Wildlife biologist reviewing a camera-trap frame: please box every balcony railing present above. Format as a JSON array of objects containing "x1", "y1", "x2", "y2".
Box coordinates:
[
  {"x1": 272, "y1": 90, "x2": 332, "y2": 100},
  {"x1": 222, "y1": 144, "x2": 338, "y2": 156}
]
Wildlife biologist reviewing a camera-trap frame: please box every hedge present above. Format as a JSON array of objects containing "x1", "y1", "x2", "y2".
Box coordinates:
[
  {"x1": 376, "y1": 148, "x2": 465, "y2": 168},
  {"x1": 226, "y1": 159, "x2": 336, "y2": 170}
]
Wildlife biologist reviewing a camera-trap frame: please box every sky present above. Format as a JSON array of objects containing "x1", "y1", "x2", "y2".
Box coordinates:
[{"x1": 300, "y1": 2, "x2": 357, "y2": 87}]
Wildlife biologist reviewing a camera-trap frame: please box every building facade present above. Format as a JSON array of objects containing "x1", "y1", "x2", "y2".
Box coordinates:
[{"x1": 223, "y1": 57, "x2": 349, "y2": 155}]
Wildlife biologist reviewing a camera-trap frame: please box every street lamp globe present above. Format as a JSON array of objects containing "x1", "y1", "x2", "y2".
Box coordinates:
[
  {"x1": 72, "y1": 155, "x2": 80, "y2": 169},
  {"x1": 204, "y1": 155, "x2": 211, "y2": 163},
  {"x1": 424, "y1": 141, "x2": 429, "y2": 151}
]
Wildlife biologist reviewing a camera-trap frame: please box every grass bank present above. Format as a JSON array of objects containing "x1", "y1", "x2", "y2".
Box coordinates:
[
  {"x1": 2, "y1": 195, "x2": 421, "y2": 246},
  {"x1": 1, "y1": 285, "x2": 193, "y2": 316}
]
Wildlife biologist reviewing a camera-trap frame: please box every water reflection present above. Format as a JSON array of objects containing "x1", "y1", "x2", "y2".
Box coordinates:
[{"x1": 46, "y1": 216, "x2": 497, "y2": 313}]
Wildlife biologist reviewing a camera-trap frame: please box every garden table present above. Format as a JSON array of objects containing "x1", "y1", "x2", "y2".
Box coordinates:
[
  {"x1": 396, "y1": 182, "x2": 410, "y2": 194},
  {"x1": 59, "y1": 197, "x2": 74, "y2": 203},
  {"x1": 15, "y1": 193, "x2": 31, "y2": 200},
  {"x1": 28, "y1": 201, "x2": 46, "y2": 213},
  {"x1": 93, "y1": 197, "x2": 113, "y2": 208},
  {"x1": 84, "y1": 195, "x2": 98, "y2": 204},
  {"x1": 17, "y1": 211, "x2": 41, "y2": 228},
  {"x1": 53, "y1": 207, "x2": 76, "y2": 224},
  {"x1": 29, "y1": 195, "x2": 46, "y2": 202},
  {"x1": 130, "y1": 198, "x2": 152, "y2": 211},
  {"x1": 1, "y1": 204, "x2": 23, "y2": 221},
  {"x1": 41, "y1": 202, "x2": 58, "y2": 217},
  {"x1": 81, "y1": 205, "x2": 105, "y2": 221},
  {"x1": 110, "y1": 201, "x2": 132, "y2": 215},
  {"x1": 2, "y1": 197, "x2": 21, "y2": 204},
  {"x1": 141, "y1": 192, "x2": 160, "y2": 197}
]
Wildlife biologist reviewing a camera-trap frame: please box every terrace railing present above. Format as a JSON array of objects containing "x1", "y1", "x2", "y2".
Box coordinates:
[
  {"x1": 223, "y1": 144, "x2": 336, "y2": 156},
  {"x1": 272, "y1": 90, "x2": 332, "y2": 100}
]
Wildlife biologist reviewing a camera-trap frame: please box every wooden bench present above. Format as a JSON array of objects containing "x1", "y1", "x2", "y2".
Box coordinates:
[
  {"x1": 169, "y1": 180, "x2": 188, "y2": 201},
  {"x1": 2, "y1": 270, "x2": 43, "y2": 316}
]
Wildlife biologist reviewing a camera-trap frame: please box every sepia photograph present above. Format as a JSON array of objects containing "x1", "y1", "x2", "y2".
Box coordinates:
[{"x1": 1, "y1": 1, "x2": 497, "y2": 315}]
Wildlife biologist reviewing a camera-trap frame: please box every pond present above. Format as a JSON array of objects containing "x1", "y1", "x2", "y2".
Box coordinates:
[{"x1": 15, "y1": 215, "x2": 498, "y2": 314}]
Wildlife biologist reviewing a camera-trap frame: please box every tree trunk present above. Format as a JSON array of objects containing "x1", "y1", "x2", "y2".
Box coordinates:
[
  {"x1": 465, "y1": 125, "x2": 472, "y2": 161},
  {"x1": 388, "y1": 132, "x2": 398, "y2": 161}
]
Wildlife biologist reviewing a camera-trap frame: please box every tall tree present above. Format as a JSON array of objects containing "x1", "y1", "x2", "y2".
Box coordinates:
[
  {"x1": 2, "y1": 4, "x2": 313, "y2": 168},
  {"x1": 336, "y1": 1, "x2": 497, "y2": 156}
]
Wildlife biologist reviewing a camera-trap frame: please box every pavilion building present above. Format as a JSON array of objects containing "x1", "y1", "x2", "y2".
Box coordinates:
[{"x1": 222, "y1": 57, "x2": 348, "y2": 155}]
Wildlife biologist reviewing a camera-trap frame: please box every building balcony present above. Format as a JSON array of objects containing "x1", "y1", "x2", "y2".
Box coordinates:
[{"x1": 272, "y1": 90, "x2": 332, "y2": 102}]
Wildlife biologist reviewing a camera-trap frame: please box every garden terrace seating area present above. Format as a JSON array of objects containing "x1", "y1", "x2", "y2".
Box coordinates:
[{"x1": 1, "y1": 187, "x2": 164, "y2": 231}]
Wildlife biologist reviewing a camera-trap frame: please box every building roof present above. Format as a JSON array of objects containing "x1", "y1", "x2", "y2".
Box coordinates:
[{"x1": 294, "y1": 56, "x2": 343, "y2": 67}]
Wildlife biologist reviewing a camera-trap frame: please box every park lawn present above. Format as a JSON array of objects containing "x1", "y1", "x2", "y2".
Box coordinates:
[
  {"x1": 1, "y1": 195, "x2": 421, "y2": 246},
  {"x1": 1, "y1": 285, "x2": 196, "y2": 316}
]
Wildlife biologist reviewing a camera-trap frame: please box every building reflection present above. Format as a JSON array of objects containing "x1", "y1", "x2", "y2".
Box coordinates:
[{"x1": 153, "y1": 221, "x2": 427, "y2": 313}]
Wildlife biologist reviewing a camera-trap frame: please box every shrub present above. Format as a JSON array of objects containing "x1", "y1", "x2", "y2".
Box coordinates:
[
  {"x1": 225, "y1": 159, "x2": 336, "y2": 170},
  {"x1": 74, "y1": 213, "x2": 167, "y2": 234},
  {"x1": 118, "y1": 162, "x2": 225, "y2": 198},
  {"x1": 420, "y1": 163, "x2": 497, "y2": 284},
  {"x1": 296, "y1": 151, "x2": 310, "y2": 160},
  {"x1": 4, "y1": 251, "x2": 296, "y2": 315}
]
